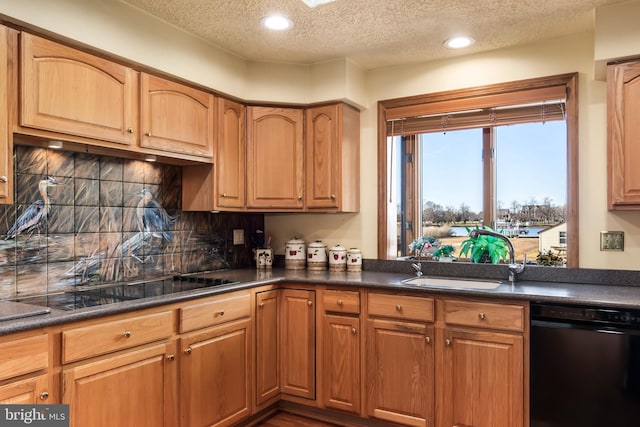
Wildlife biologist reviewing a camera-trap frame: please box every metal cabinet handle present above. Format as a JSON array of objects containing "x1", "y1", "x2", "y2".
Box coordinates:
[
  {"x1": 167, "y1": 354, "x2": 175, "y2": 361},
  {"x1": 216, "y1": 310, "x2": 225, "y2": 316},
  {"x1": 222, "y1": 193, "x2": 227, "y2": 197},
  {"x1": 0, "y1": 176, "x2": 7, "y2": 183},
  {"x1": 351, "y1": 327, "x2": 357, "y2": 334},
  {"x1": 396, "y1": 304, "x2": 402, "y2": 311},
  {"x1": 330, "y1": 194, "x2": 336, "y2": 200},
  {"x1": 258, "y1": 302, "x2": 264, "y2": 308},
  {"x1": 184, "y1": 347, "x2": 192, "y2": 355},
  {"x1": 123, "y1": 330, "x2": 132, "y2": 338},
  {"x1": 478, "y1": 312, "x2": 486, "y2": 320},
  {"x1": 337, "y1": 299, "x2": 343, "y2": 306},
  {"x1": 39, "y1": 391, "x2": 49, "y2": 400},
  {"x1": 445, "y1": 338, "x2": 452, "y2": 346},
  {"x1": 144, "y1": 131, "x2": 152, "y2": 137},
  {"x1": 425, "y1": 336, "x2": 431, "y2": 343},
  {"x1": 307, "y1": 300, "x2": 313, "y2": 307},
  {"x1": 297, "y1": 195, "x2": 303, "y2": 201},
  {"x1": 127, "y1": 127, "x2": 134, "y2": 133}
]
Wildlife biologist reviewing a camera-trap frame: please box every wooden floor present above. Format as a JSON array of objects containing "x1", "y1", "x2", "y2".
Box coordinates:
[{"x1": 256, "y1": 412, "x2": 340, "y2": 427}]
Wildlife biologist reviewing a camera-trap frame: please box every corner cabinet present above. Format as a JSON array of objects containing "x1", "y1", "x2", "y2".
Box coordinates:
[
  {"x1": 140, "y1": 73, "x2": 214, "y2": 158},
  {"x1": 215, "y1": 98, "x2": 246, "y2": 210},
  {"x1": 0, "y1": 25, "x2": 16, "y2": 204},
  {"x1": 608, "y1": 60, "x2": 640, "y2": 209},
  {"x1": 20, "y1": 32, "x2": 138, "y2": 147},
  {"x1": 247, "y1": 107, "x2": 305, "y2": 210},
  {"x1": 280, "y1": 288, "x2": 316, "y2": 399},
  {"x1": 305, "y1": 104, "x2": 360, "y2": 212}
]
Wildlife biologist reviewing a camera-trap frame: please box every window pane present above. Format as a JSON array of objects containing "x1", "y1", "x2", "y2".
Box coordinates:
[
  {"x1": 495, "y1": 121, "x2": 567, "y2": 264},
  {"x1": 419, "y1": 129, "x2": 483, "y2": 256}
]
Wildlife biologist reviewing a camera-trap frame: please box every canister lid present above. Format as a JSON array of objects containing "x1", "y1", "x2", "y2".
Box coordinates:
[
  {"x1": 329, "y1": 244, "x2": 346, "y2": 252},
  {"x1": 308, "y1": 240, "x2": 326, "y2": 248}
]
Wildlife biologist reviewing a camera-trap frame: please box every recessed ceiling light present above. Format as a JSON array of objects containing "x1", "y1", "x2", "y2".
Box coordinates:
[
  {"x1": 261, "y1": 15, "x2": 293, "y2": 31},
  {"x1": 444, "y1": 36, "x2": 475, "y2": 49},
  {"x1": 301, "y1": 0, "x2": 336, "y2": 7}
]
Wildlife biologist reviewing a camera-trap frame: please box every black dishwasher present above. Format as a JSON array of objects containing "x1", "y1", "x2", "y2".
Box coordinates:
[{"x1": 531, "y1": 303, "x2": 640, "y2": 426}]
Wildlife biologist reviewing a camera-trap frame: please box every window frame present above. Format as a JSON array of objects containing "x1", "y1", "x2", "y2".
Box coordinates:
[{"x1": 377, "y1": 73, "x2": 579, "y2": 267}]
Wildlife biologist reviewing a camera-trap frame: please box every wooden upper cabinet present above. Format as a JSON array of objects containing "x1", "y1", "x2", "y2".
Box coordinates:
[
  {"x1": 608, "y1": 60, "x2": 640, "y2": 209},
  {"x1": 247, "y1": 107, "x2": 304, "y2": 210},
  {"x1": 0, "y1": 25, "x2": 16, "y2": 204},
  {"x1": 20, "y1": 32, "x2": 138, "y2": 146},
  {"x1": 140, "y1": 73, "x2": 214, "y2": 158},
  {"x1": 305, "y1": 103, "x2": 360, "y2": 212},
  {"x1": 216, "y1": 98, "x2": 246, "y2": 209}
]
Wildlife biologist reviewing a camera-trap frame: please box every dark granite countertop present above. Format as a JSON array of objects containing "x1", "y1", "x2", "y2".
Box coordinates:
[{"x1": 3, "y1": 262, "x2": 640, "y2": 336}]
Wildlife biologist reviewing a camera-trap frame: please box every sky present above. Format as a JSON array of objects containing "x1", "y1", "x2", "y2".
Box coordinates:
[{"x1": 417, "y1": 121, "x2": 567, "y2": 213}]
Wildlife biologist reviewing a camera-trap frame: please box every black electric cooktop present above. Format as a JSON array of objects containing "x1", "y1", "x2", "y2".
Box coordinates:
[{"x1": 15, "y1": 274, "x2": 237, "y2": 311}]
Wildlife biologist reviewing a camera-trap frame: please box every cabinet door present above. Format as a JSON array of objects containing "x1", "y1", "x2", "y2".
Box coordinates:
[
  {"x1": 280, "y1": 289, "x2": 315, "y2": 399},
  {"x1": 608, "y1": 60, "x2": 640, "y2": 209},
  {"x1": 0, "y1": 25, "x2": 15, "y2": 203},
  {"x1": 305, "y1": 103, "x2": 360, "y2": 212},
  {"x1": 180, "y1": 319, "x2": 251, "y2": 427},
  {"x1": 140, "y1": 73, "x2": 214, "y2": 158},
  {"x1": 62, "y1": 342, "x2": 178, "y2": 427},
  {"x1": 0, "y1": 374, "x2": 49, "y2": 404},
  {"x1": 21, "y1": 33, "x2": 137, "y2": 146},
  {"x1": 247, "y1": 107, "x2": 304, "y2": 210},
  {"x1": 322, "y1": 314, "x2": 360, "y2": 414},
  {"x1": 366, "y1": 318, "x2": 434, "y2": 427},
  {"x1": 440, "y1": 328, "x2": 524, "y2": 427},
  {"x1": 255, "y1": 290, "x2": 280, "y2": 407},
  {"x1": 216, "y1": 98, "x2": 246, "y2": 209}
]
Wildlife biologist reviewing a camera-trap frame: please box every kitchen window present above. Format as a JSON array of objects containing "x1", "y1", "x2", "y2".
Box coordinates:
[{"x1": 378, "y1": 73, "x2": 578, "y2": 267}]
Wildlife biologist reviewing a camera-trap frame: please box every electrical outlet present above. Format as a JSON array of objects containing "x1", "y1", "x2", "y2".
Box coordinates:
[
  {"x1": 233, "y1": 229, "x2": 245, "y2": 245},
  {"x1": 600, "y1": 231, "x2": 624, "y2": 251}
]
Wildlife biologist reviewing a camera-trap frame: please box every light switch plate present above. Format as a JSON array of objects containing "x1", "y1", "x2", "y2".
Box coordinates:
[
  {"x1": 600, "y1": 231, "x2": 624, "y2": 251},
  {"x1": 233, "y1": 229, "x2": 245, "y2": 245}
]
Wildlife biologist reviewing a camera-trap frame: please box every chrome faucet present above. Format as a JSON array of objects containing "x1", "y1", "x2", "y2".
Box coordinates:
[
  {"x1": 410, "y1": 262, "x2": 423, "y2": 277},
  {"x1": 468, "y1": 229, "x2": 525, "y2": 282}
]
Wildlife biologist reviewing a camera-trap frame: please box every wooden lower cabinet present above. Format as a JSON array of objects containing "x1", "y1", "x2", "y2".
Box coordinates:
[
  {"x1": 0, "y1": 374, "x2": 49, "y2": 404},
  {"x1": 322, "y1": 314, "x2": 360, "y2": 414},
  {"x1": 440, "y1": 328, "x2": 524, "y2": 427},
  {"x1": 281, "y1": 288, "x2": 316, "y2": 399},
  {"x1": 255, "y1": 289, "x2": 280, "y2": 407},
  {"x1": 62, "y1": 342, "x2": 178, "y2": 427},
  {"x1": 366, "y1": 318, "x2": 434, "y2": 427},
  {"x1": 180, "y1": 318, "x2": 252, "y2": 427}
]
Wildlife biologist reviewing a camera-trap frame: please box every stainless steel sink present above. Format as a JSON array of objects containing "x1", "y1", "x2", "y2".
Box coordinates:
[{"x1": 401, "y1": 276, "x2": 503, "y2": 289}]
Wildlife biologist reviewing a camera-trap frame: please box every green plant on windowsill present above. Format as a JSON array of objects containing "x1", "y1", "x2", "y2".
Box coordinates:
[
  {"x1": 459, "y1": 226, "x2": 509, "y2": 264},
  {"x1": 432, "y1": 244, "x2": 455, "y2": 261}
]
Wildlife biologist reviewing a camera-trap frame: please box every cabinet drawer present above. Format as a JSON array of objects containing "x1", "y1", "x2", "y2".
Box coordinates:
[
  {"x1": 444, "y1": 300, "x2": 524, "y2": 332},
  {"x1": 62, "y1": 311, "x2": 173, "y2": 363},
  {"x1": 180, "y1": 292, "x2": 251, "y2": 333},
  {"x1": 367, "y1": 293, "x2": 434, "y2": 322},
  {"x1": 0, "y1": 334, "x2": 48, "y2": 381},
  {"x1": 323, "y1": 290, "x2": 360, "y2": 314}
]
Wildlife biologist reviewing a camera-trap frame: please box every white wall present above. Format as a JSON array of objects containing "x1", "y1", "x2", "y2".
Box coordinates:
[{"x1": 3, "y1": 0, "x2": 640, "y2": 269}]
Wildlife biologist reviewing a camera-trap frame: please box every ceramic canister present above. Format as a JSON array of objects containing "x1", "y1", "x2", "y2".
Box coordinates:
[
  {"x1": 328, "y1": 244, "x2": 347, "y2": 272},
  {"x1": 346, "y1": 248, "x2": 362, "y2": 272},
  {"x1": 307, "y1": 240, "x2": 328, "y2": 271},
  {"x1": 285, "y1": 237, "x2": 306, "y2": 270}
]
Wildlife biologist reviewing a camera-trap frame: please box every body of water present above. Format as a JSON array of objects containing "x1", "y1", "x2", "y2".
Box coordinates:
[{"x1": 449, "y1": 225, "x2": 546, "y2": 238}]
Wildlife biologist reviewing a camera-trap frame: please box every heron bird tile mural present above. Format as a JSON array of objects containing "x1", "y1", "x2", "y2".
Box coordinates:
[{"x1": 0, "y1": 142, "x2": 262, "y2": 299}]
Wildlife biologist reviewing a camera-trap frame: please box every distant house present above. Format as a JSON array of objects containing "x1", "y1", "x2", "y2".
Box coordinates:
[{"x1": 538, "y1": 222, "x2": 567, "y2": 253}]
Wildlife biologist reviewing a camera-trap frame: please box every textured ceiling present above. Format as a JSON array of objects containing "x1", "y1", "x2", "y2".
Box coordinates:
[{"x1": 118, "y1": 0, "x2": 623, "y2": 69}]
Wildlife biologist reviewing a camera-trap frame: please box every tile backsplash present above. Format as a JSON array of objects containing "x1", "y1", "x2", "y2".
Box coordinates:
[{"x1": 0, "y1": 144, "x2": 263, "y2": 298}]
